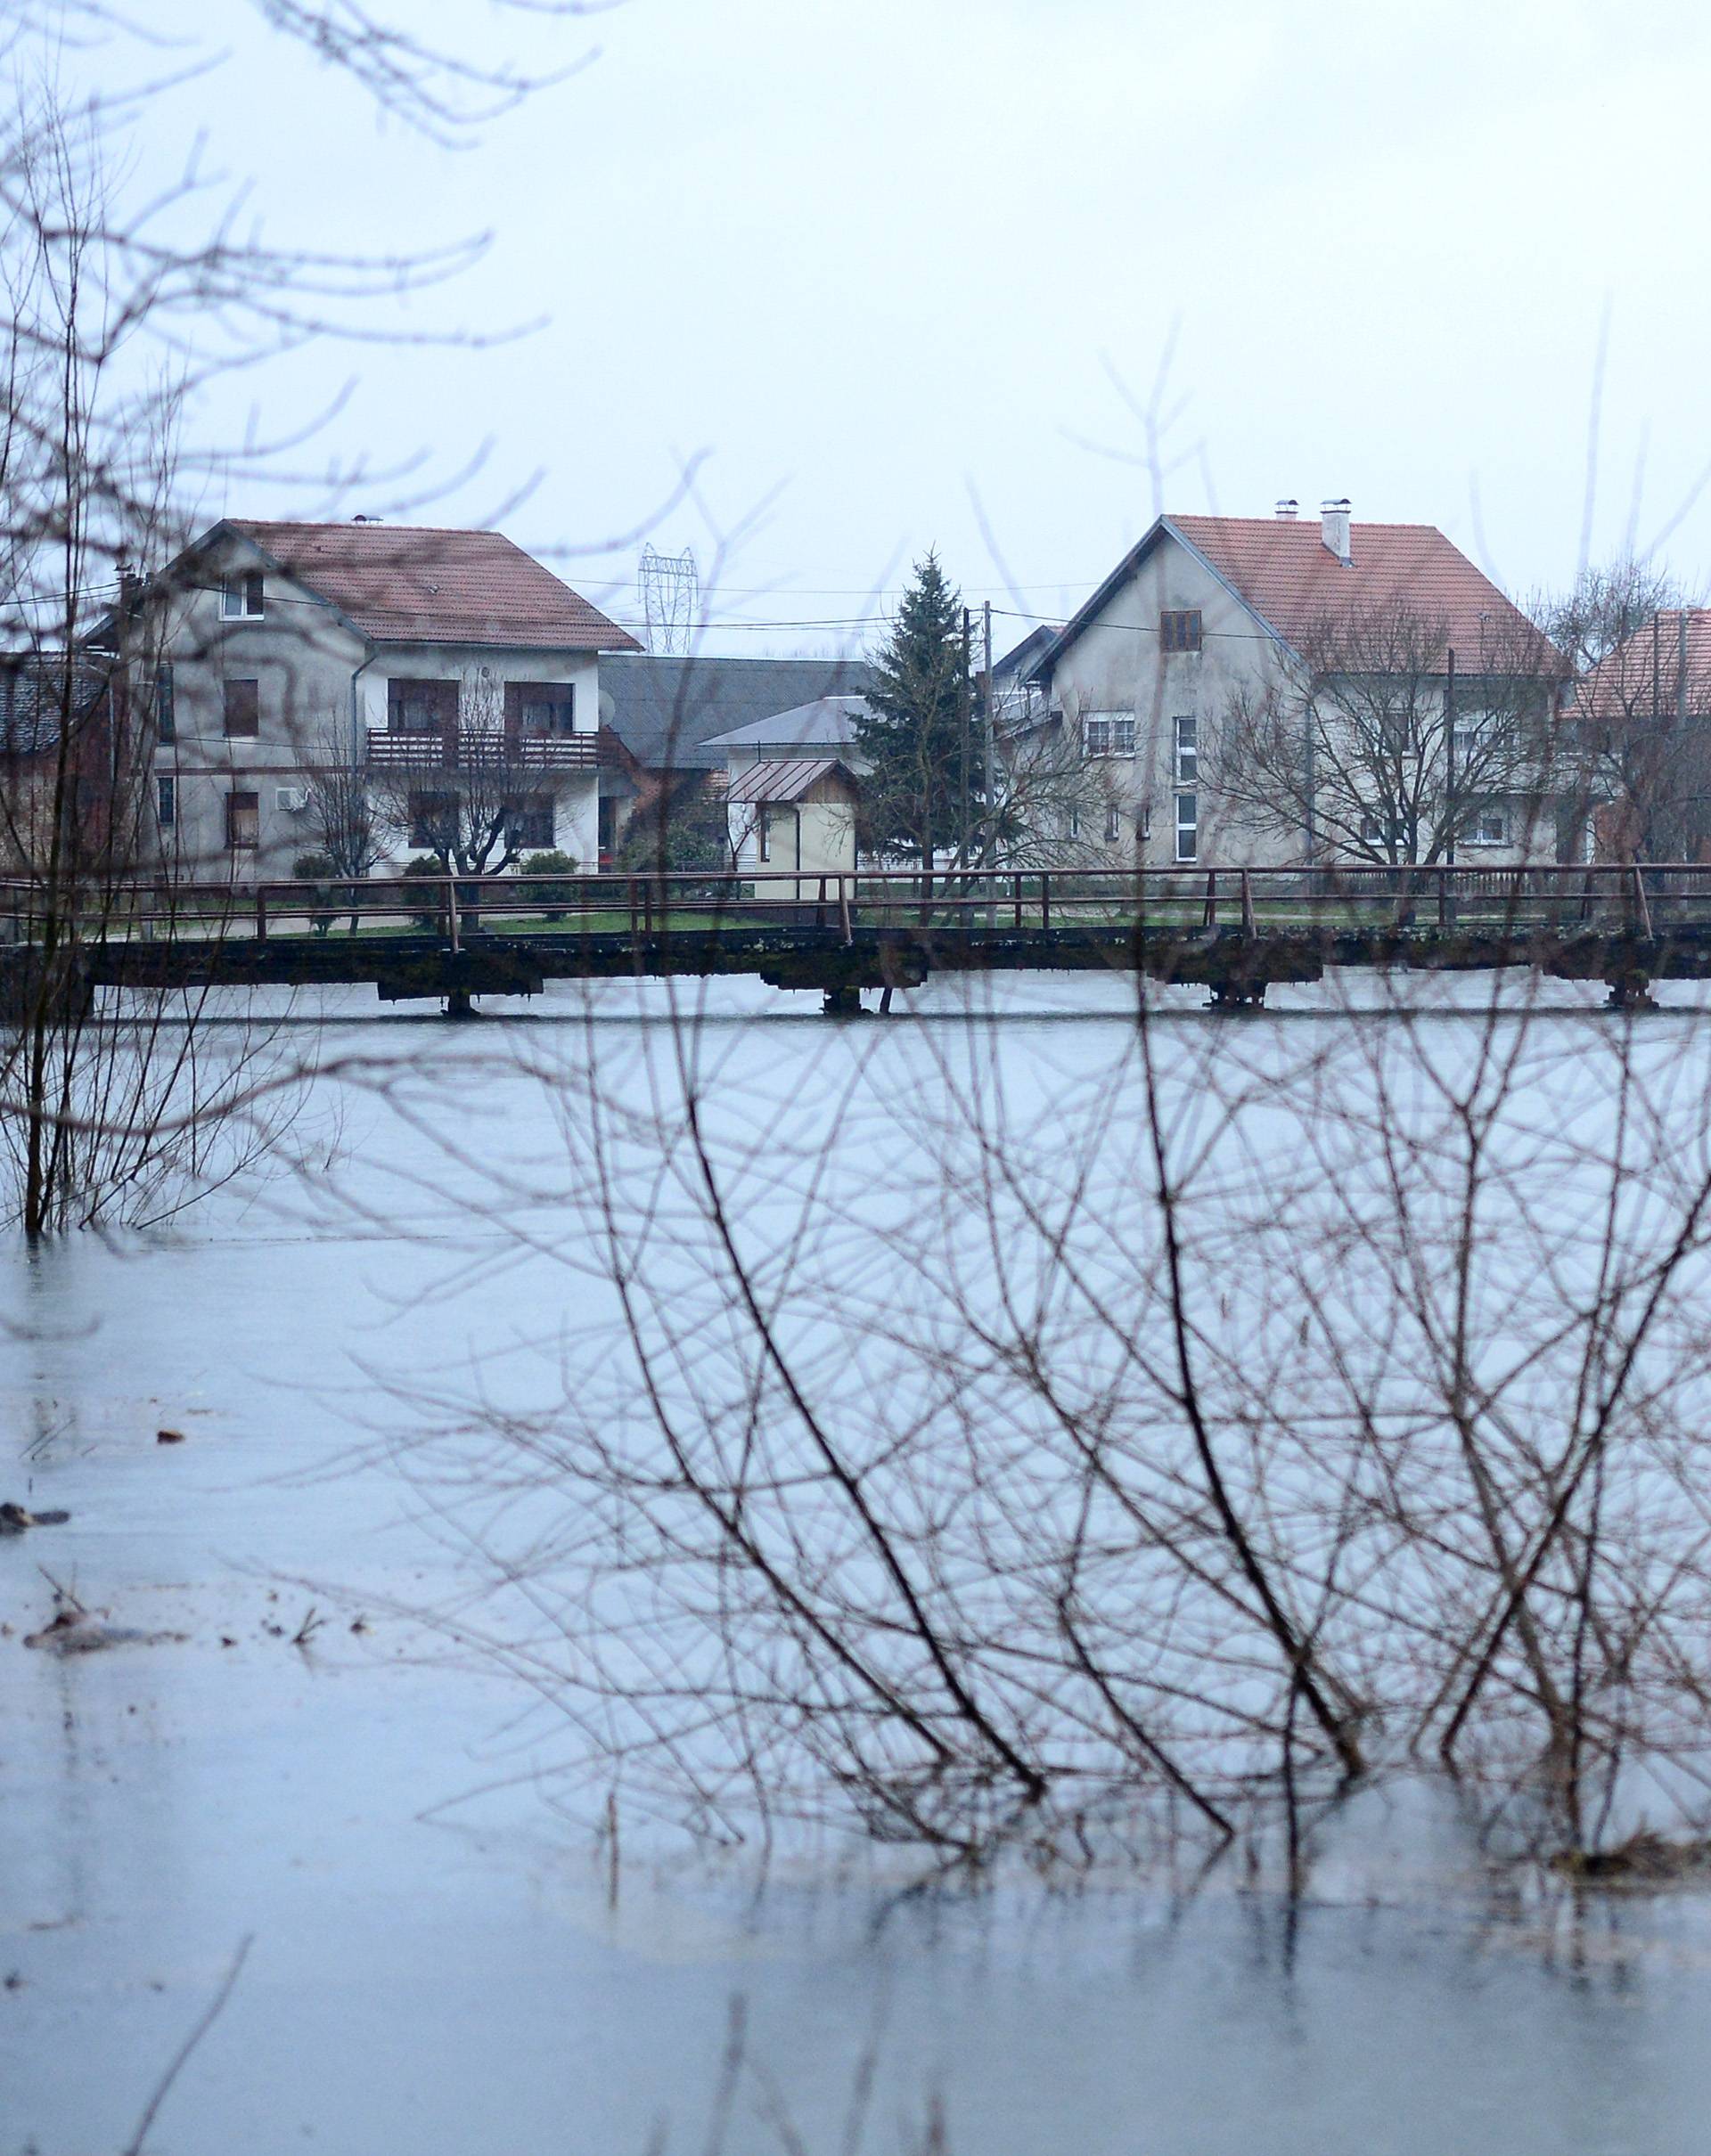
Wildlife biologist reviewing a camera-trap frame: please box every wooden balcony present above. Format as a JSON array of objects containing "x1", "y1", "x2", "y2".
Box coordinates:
[{"x1": 366, "y1": 727, "x2": 601, "y2": 772}]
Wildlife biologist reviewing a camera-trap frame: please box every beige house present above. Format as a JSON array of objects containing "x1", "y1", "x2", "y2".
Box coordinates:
[
  {"x1": 1021, "y1": 501, "x2": 1566, "y2": 870},
  {"x1": 703, "y1": 694, "x2": 871, "y2": 878},
  {"x1": 111, "y1": 519, "x2": 638, "y2": 882},
  {"x1": 724, "y1": 757, "x2": 860, "y2": 896}
]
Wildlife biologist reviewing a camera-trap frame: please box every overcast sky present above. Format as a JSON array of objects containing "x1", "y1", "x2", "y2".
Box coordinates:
[{"x1": 97, "y1": 0, "x2": 1711, "y2": 655}]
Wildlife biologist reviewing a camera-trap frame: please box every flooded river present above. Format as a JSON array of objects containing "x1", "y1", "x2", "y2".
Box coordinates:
[{"x1": 6, "y1": 976, "x2": 1711, "y2": 2154}]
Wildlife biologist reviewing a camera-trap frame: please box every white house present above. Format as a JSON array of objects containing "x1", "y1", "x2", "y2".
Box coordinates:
[
  {"x1": 111, "y1": 519, "x2": 640, "y2": 881},
  {"x1": 1020, "y1": 501, "x2": 1568, "y2": 870}
]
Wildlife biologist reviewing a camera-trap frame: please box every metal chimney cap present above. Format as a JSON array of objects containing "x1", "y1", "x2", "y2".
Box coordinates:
[{"x1": 1274, "y1": 499, "x2": 1299, "y2": 519}]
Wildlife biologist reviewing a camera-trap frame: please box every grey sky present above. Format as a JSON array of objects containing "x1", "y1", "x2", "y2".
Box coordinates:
[{"x1": 113, "y1": 0, "x2": 1711, "y2": 653}]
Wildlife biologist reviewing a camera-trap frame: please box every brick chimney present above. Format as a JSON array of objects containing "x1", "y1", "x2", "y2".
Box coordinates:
[
  {"x1": 1274, "y1": 499, "x2": 1299, "y2": 519},
  {"x1": 1320, "y1": 498, "x2": 1352, "y2": 564}
]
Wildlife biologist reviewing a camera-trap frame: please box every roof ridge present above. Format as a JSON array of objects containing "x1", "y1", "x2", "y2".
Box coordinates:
[
  {"x1": 230, "y1": 518, "x2": 515, "y2": 536},
  {"x1": 1171, "y1": 512, "x2": 1449, "y2": 535}
]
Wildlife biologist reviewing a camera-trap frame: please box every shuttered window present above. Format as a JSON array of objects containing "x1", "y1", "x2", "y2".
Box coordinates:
[
  {"x1": 226, "y1": 791, "x2": 258, "y2": 849},
  {"x1": 1161, "y1": 610, "x2": 1203, "y2": 653},
  {"x1": 223, "y1": 679, "x2": 259, "y2": 738}
]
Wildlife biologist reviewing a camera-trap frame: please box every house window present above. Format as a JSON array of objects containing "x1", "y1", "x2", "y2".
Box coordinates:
[
  {"x1": 1468, "y1": 805, "x2": 1510, "y2": 846},
  {"x1": 1082, "y1": 711, "x2": 1136, "y2": 758},
  {"x1": 1174, "y1": 715, "x2": 1198, "y2": 783},
  {"x1": 220, "y1": 572, "x2": 265, "y2": 620},
  {"x1": 505, "y1": 796, "x2": 555, "y2": 850},
  {"x1": 407, "y1": 791, "x2": 458, "y2": 850},
  {"x1": 223, "y1": 678, "x2": 259, "y2": 738},
  {"x1": 155, "y1": 666, "x2": 175, "y2": 743},
  {"x1": 1068, "y1": 804, "x2": 1080, "y2": 839},
  {"x1": 225, "y1": 790, "x2": 258, "y2": 850},
  {"x1": 1362, "y1": 812, "x2": 1406, "y2": 845},
  {"x1": 1175, "y1": 792, "x2": 1198, "y2": 862},
  {"x1": 157, "y1": 775, "x2": 175, "y2": 827},
  {"x1": 389, "y1": 680, "x2": 458, "y2": 733},
  {"x1": 508, "y1": 682, "x2": 577, "y2": 735},
  {"x1": 758, "y1": 808, "x2": 772, "y2": 863},
  {"x1": 1161, "y1": 609, "x2": 1203, "y2": 654},
  {"x1": 1104, "y1": 804, "x2": 1121, "y2": 843}
]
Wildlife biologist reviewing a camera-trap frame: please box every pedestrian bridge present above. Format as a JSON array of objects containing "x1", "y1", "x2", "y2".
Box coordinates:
[{"x1": 9, "y1": 864, "x2": 1711, "y2": 1015}]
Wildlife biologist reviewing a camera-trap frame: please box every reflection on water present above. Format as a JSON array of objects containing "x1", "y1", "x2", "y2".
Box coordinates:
[{"x1": 4, "y1": 974, "x2": 1711, "y2": 2154}]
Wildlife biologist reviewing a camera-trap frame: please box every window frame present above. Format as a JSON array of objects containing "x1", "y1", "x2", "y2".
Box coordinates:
[
  {"x1": 1466, "y1": 804, "x2": 1510, "y2": 847},
  {"x1": 406, "y1": 790, "x2": 459, "y2": 851},
  {"x1": 388, "y1": 678, "x2": 458, "y2": 735},
  {"x1": 154, "y1": 665, "x2": 176, "y2": 744},
  {"x1": 1175, "y1": 790, "x2": 1198, "y2": 863},
  {"x1": 157, "y1": 774, "x2": 175, "y2": 827},
  {"x1": 220, "y1": 571, "x2": 265, "y2": 621},
  {"x1": 504, "y1": 795, "x2": 555, "y2": 850},
  {"x1": 1104, "y1": 803, "x2": 1121, "y2": 844},
  {"x1": 1161, "y1": 609, "x2": 1204, "y2": 655},
  {"x1": 1082, "y1": 710, "x2": 1135, "y2": 760},
  {"x1": 225, "y1": 789, "x2": 259, "y2": 851},
  {"x1": 222, "y1": 678, "x2": 260, "y2": 739},
  {"x1": 506, "y1": 681, "x2": 577, "y2": 736},
  {"x1": 1173, "y1": 714, "x2": 1198, "y2": 784}
]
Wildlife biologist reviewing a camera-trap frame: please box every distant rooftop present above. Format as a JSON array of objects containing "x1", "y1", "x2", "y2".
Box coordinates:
[
  {"x1": 601, "y1": 655, "x2": 874, "y2": 773},
  {"x1": 701, "y1": 693, "x2": 871, "y2": 753}
]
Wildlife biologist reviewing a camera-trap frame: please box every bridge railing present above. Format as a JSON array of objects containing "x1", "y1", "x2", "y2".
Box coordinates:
[{"x1": 0, "y1": 862, "x2": 1705, "y2": 947}]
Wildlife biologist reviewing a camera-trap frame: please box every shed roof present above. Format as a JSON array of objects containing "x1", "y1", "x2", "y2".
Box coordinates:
[
  {"x1": 701, "y1": 693, "x2": 870, "y2": 751},
  {"x1": 601, "y1": 656, "x2": 874, "y2": 772},
  {"x1": 220, "y1": 520, "x2": 640, "y2": 652},
  {"x1": 725, "y1": 755, "x2": 858, "y2": 804}
]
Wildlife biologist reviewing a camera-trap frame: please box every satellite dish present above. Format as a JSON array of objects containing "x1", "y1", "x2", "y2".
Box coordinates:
[{"x1": 598, "y1": 689, "x2": 616, "y2": 725}]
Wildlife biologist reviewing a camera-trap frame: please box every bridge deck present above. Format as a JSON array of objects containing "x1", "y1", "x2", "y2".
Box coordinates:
[{"x1": 4, "y1": 864, "x2": 1706, "y2": 1011}]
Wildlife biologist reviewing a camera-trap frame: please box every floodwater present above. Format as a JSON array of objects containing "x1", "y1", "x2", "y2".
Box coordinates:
[{"x1": 6, "y1": 973, "x2": 1711, "y2": 2155}]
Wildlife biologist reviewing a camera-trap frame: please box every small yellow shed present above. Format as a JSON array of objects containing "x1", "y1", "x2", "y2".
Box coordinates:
[{"x1": 725, "y1": 756, "x2": 860, "y2": 901}]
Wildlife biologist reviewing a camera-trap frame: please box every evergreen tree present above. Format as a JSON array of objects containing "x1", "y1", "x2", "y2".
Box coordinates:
[{"x1": 855, "y1": 551, "x2": 978, "y2": 867}]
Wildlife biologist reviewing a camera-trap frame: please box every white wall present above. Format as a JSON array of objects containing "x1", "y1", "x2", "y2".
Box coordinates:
[{"x1": 136, "y1": 530, "x2": 604, "y2": 879}]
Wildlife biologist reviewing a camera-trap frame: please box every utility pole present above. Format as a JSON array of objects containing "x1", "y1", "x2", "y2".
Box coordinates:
[
  {"x1": 960, "y1": 606, "x2": 973, "y2": 869},
  {"x1": 1445, "y1": 646, "x2": 1457, "y2": 868},
  {"x1": 981, "y1": 599, "x2": 995, "y2": 866}
]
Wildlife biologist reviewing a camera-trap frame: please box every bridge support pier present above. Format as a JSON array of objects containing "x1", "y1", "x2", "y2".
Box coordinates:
[
  {"x1": 1606, "y1": 973, "x2": 1658, "y2": 1012},
  {"x1": 1207, "y1": 979, "x2": 1268, "y2": 1012},
  {"x1": 443, "y1": 989, "x2": 479, "y2": 1020},
  {"x1": 822, "y1": 983, "x2": 864, "y2": 1018}
]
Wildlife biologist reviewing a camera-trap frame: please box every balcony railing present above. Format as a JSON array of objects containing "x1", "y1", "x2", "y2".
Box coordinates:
[{"x1": 366, "y1": 726, "x2": 600, "y2": 772}]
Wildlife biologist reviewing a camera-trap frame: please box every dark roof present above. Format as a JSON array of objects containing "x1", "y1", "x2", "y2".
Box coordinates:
[
  {"x1": 993, "y1": 625, "x2": 1060, "y2": 680},
  {"x1": 701, "y1": 693, "x2": 870, "y2": 752},
  {"x1": 725, "y1": 756, "x2": 859, "y2": 804},
  {"x1": 600, "y1": 655, "x2": 875, "y2": 773},
  {"x1": 1030, "y1": 515, "x2": 1546, "y2": 682},
  {"x1": 0, "y1": 655, "x2": 112, "y2": 755},
  {"x1": 218, "y1": 520, "x2": 640, "y2": 652}
]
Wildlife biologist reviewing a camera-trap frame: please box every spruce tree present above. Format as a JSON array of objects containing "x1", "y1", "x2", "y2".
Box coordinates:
[{"x1": 855, "y1": 551, "x2": 976, "y2": 868}]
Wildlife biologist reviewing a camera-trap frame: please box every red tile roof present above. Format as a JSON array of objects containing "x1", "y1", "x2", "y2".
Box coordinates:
[
  {"x1": 1581, "y1": 608, "x2": 1711, "y2": 722},
  {"x1": 1032, "y1": 514, "x2": 1553, "y2": 679},
  {"x1": 225, "y1": 520, "x2": 641, "y2": 652},
  {"x1": 1168, "y1": 516, "x2": 1542, "y2": 663}
]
